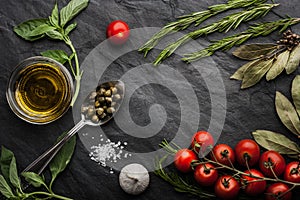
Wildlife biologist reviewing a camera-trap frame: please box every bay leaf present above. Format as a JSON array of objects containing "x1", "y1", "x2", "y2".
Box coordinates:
[
  {"x1": 241, "y1": 58, "x2": 273, "y2": 89},
  {"x1": 292, "y1": 75, "x2": 300, "y2": 116},
  {"x1": 230, "y1": 59, "x2": 261, "y2": 80},
  {"x1": 266, "y1": 50, "x2": 290, "y2": 81},
  {"x1": 232, "y1": 43, "x2": 277, "y2": 60},
  {"x1": 285, "y1": 44, "x2": 300, "y2": 74},
  {"x1": 252, "y1": 130, "x2": 300, "y2": 155},
  {"x1": 275, "y1": 91, "x2": 300, "y2": 136}
]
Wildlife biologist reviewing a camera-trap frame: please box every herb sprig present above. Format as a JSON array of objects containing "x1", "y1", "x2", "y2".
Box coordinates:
[
  {"x1": 139, "y1": 0, "x2": 268, "y2": 56},
  {"x1": 13, "y1": 0, "x2": 89, "y2": 106}
]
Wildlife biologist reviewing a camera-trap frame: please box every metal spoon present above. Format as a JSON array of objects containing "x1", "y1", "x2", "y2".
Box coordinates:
[{"x1": 22, "y1": 80, "x2": 125, "y2": 175}]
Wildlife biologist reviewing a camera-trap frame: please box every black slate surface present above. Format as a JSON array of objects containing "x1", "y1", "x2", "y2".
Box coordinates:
[{"x1": 0, "y1": 0, "x2": 300, "y2": 199}]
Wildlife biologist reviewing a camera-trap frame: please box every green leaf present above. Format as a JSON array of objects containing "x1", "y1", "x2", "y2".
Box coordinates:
[
  {"x1": 241, "y1": 58, "x2": 273, "y2": 89},
  {"x1": 0, "y1": 175, "x2": 15, "y2": 199},
  {"x1": 266, "y1": 50, "x2": 290, "y2": 81},
  {"x1": 285, "y1": 44, "x2": 300, "y2": 74},
  {"x1": 0, "y1": 146, "x2": 14, "y2": 182},
  {"x1": 252, "y1": 130, "x2": 300, "y2": 155},
  {"x1": 230, "y1": 59, "x2": 261, "y2": 80},
  {"x1": 13, "y1": 18, "x2": 50, "y2": 41},
  {"x1": 292, "y1": 75, "x2": 300, "y2": 116},
  {"x1": 65, "y1": 22, "x2": 77, "y2": 35},
  {"x1": 49, "y1": 2, "x2": 59, "y2": 27},
  {"x1": 27, "y1": 24, "x2": 56, "y2": 37},
  {"x1": 50, "y1": 132, "x2": 76, "y2": 185},
  {"x1": 275, "y1": 91, "x2": 300, "y2": 136},
  {"x1": 21, "y1": 172, "x2": 46, "y2": 188},
  {"x1": 232, "y1": 43, "x2": 277, "y2": 60},
  {"x1": 46, "y1": 29, "x2": 64, "y2": 40},
  {"x1": 60, "y1": 0, "x2": 89, "y2": 27},
  {"x1": 41, "y1": 50, "x2": 69, "y2": 64},
  {"x1": 9, "y1": 157, "x2": 21, "y2": 190}
]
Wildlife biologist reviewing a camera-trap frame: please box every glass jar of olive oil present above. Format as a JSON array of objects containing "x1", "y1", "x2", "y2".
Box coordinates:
[{"x1": 6, "y1": 56, "x2": 74, "y2": 124}]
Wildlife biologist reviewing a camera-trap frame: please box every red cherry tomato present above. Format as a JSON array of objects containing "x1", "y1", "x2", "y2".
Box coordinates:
[
  {"x1": 234, "y1": 139, "x2": 260, "y2": 167},
  {"x1": 174, "y1": 149, "x2": 197, "y2": 173},
  {"x1": 193, "y1": 163, "x2": 218, "y2": 187},
  {"x1": 265, "y1": 183, "x2": 292, "y2": 200},
  {"x1": 241, "y1": 169, "x2": 266, "y2": 196},
  {"x1": 214, "y1": 175, "x2": 240, "y2": 200},
  {"x1": 191, "y1": 131, "x2": 214, "y2": 155},
  {"x1": 259, "y1": 150, "x2": 286, "y2": 178},
  {"x1": 210, "y1": 144, "x2": 235, "y2": 167},
  {"x1": 106, "y1": 20, "x2": 130, "y2": 45},
  {"x1": 283, "y1": 161, "x2": 300, "y2": 183}
]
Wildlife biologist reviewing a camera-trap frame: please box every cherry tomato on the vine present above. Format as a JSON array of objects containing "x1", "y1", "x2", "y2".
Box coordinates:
[
  {"x1": 106, "y1": 20, "x2": 130, "y2": 45},
  {"x1": 234, "y1": 139, "x2": 260, "y2": 167},
  {"x1": 214, "y1": 175, "x2": 240, "y2": 200},
  {"x1": 191, "y1": 131, "x2": 214, "y2": 155},
  {"x1": 210, "y1": 144, "x2": 235, "y2": 167},
  {"x1": 259, "y1": 150, "x2": 286, "y2": 178},
  {"x1": 193, "y1": 163, "x2": 218, "y2": 187},
  {"x1": 283, "y1": 161, "x2": 300, "y2": 183},
  {"x1": 265, "y1": 182, "x2": 292, "y2": 200},
  {"x1": 174, "y1": 149, "x2": 197, "y2": 173},
  {"x1": 241, "y1": 169, "x2": 266, "y2": 196}
]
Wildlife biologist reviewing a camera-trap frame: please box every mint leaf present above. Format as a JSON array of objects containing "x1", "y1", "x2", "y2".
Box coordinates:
[
  {"x1": 41, "y1": 50, "x2": 69, "y2": 64},
  {"x1": 49, "y1": 2, "x2": 59, "y2": 27},
  {"x1": 65, "y1": 22, "x2": 77, "y2": 35},
  {"x1": 0, "y1": 146, "x2": 14, "y2": 182},
  {"x1": 21, "y1": 172, "x2": 46, "y2": 188},
  {"x1": 14, "y1": 18, "x2": 50, "y2": 41},
  {"x1": 9, "y1": 157, "x2": 21, "y2": 190},
  {"x1": 60, "y1": 0, "x2": 89, "y2": 27},
  {"x1": 0, "y1": 175, "x2": 15, "y2": 199}
]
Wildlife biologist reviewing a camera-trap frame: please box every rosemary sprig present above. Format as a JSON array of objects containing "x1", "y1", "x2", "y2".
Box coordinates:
[
  {"x1": 152, "y1": 3, "x2": 278, "y2": 65},
  {"x1": 183, "y1": 17, "x2": 300, "y2": 62},
  {"x1": 139, "y1": 0, "x2": 267, "y2": 56}
]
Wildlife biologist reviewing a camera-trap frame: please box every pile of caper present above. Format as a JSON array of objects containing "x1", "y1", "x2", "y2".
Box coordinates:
[{"x1": 81, "y1": 83, "x2": 123, "y2": 123}]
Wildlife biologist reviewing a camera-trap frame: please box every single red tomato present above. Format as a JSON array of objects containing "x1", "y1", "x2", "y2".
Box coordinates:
[
  {"x1": 210, "y1": 144, "x2": 235, "y2": 167},
  {"x1": 214, "y1": 175, "x2": 240, "y2": 200},
  {"x1": 259, "y1": 150, "x2": 286, "y2": 178},
  {"x1": 234, "y1": 139, "x2": 260, "y2": 167},
  {"x1": 241, "y1": 169, "x2": 266, "y2": 196},
  {"x1": 265, "y1": 183, "x2": 292, "y2": 200},
  {"x1": 106, "y1": 20, "x2": 130, "y2": 45},
  {"x1": 174, "y1": 149, "x2": 197, "y2": 173},
  {"x1": 283, "y1": 161, "x2": 300, "y2": 183},
  {"x1": 191, "y1": 131, "x2": 214, "y2": 155},
  {"x1": 193, "y1": 163, "x2": 218, "y2": 187}
]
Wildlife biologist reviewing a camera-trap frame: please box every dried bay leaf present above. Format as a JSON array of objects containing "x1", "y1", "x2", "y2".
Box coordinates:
[
  {"x1": 241, "y1": 58, "x2": 273, "y2": 89},
  {"x1": 275, "y1": 91, "x2": 300, "y2": 136},
  {"x1": 230, "y1": 59, "x2": 262, "y2": 80},
  {"x1": 233, "y1": 43, "x2": 277, "y2": 60},
  {"x1": 285, "y1": 44, "x2": 300, "y2": 74},
  {"x1": 252, "y1": 130, "x2": 300, "y2": 155},
  {"x1": 292, "y1": 75, "x2": 300, "y2": 116},
  {"x1": 266, "y1": 50, "x2": 290, "y2": 81}
]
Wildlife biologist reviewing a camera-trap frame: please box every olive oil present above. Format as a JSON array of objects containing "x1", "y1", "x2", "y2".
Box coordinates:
[{"x1": 14, "y1": 63, "x2": 71, "y2": 122}]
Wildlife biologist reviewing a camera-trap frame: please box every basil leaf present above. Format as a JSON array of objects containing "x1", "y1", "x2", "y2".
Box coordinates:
[
  {"x1": 9, "y1": 157, "x2": 21, "y2": 190},
  {"x1": 266, "y1": 50, "x2": 290, "y2": 81},
  {"x1": 60, "y1": 0, "x2": 89, "y2": 28},
  {"x1": 292, "y1": 75, "x2": 300, "y2": 116},
  {"x1": 41, "y1": 49, "x2": 69, "y2": 64},
  {"x1": 21, "y1": 172, "x2": 46, "y2": 188},
  {"x1": 14, "y1": 18, "x2": 50, "y2": 41},
  {"x1": 0, "y1": 146, "x2": 14, "y2": 182},
  {"x1": 232, "y1": 43, "x2": 277, "y2": 60},
  {"x1": 276, "y1": 91, "x2": 300, "y2": 136},
  {"x1": 230, "y1": 59, "x2": 261, "y2": 80},
  {"x1": 65, "y1": 22, "x2": 77, "y2": 35},
  {"x1": 252, "y1": 130, "x2": 300, "y2": 155},
  {"x1": 50, "y1": 132, "x2": 76, "y2": 184},
  {"x1": 0, "y1": 175, "x2": 15, "y2": 199},
  {"x1": 46, "y1": 29, "x2": 64, "y2": 40},
  {"x1": 285, "y1": 44, "x2": 300, "y2": 74},
  {"x1": 49, "y1": 2, "x2": 59, "y2": 27},
  {"x1": 241, "y1": 58, "x2": 273, "y2": 89}
]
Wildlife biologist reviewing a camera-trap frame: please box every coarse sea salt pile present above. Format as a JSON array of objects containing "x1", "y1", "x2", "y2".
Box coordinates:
[{"x1": 88, "y1": 135, "x2": 131, "y2": 173}]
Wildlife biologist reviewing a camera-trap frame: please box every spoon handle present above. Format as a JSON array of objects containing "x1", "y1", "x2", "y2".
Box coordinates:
[{"x1": 22, "y1": 119, "x2": 86, "y2": 175}]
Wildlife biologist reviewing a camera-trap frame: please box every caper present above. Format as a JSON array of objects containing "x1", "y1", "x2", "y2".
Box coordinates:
[
  {"x1": 87, "y1": 107, "x2": 95, "y2": 117},
  {"x1": 100, "y1": 88, "x2": 106, "y2": 96},
  {"x1": 103, "y1": 106, "x2": 107, "y2": 110},
  {"x1": 107, "y1": 107, "x2": 115, "y2": 114},
  {"x1": 96, "y1": 108, "x2": 104, "y2": 115},
  {"x1": 94, "y1": 101, "x2": 101, "y2": 108},
  {"x1": 89, "y1": 91, "x2": 97, "y2": 100},
  {"x1": 98, "y1": 97, "x2": 105, "y2": 103},
  {"x1": 100, "y1": 112, "x2": 107, "y2": 119},
  {"x1": 81, "y1": 106, "x2": 89, "y2": 113},
  {"x1": 91, "y1": 115, "x2": 99, "y2": 123},
  {"x1": 111, "y1": 102, "x2": 116, "y2": 107},
  {"x1": 105, "y1": 97, "x2": 112, "y2": 104},
  {"x1": 104, "y1": 89, "x2": 112, "y2": 97},
  {"x1": 113, "y1": 94, "x2": 121, "y2": 101},
  {"x1": 110, "y1": 87, "x2": 118, "y2": 94}
]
